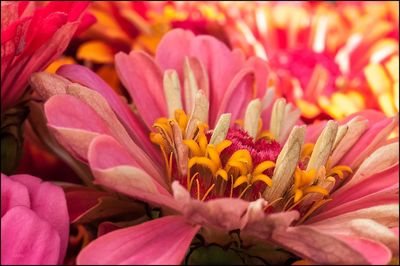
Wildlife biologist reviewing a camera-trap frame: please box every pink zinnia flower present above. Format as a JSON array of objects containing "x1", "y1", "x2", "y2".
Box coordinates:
[
  {"x1": 1, "y1": 173, "x2": 69, "y2": 265},
  {"x1": 1, "y1": 1, "x2": 93, "y2": 111},
  {"x1": 31, "y1": 29, "x2": 398, "y2": 264},
  {"x1": 222, "y1": 1, "x2": 399, "y2": 120}
]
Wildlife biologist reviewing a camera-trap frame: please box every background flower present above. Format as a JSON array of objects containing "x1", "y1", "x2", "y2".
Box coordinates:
[
  {"x1": 1, "y1": 1, "x2": 94, "y2": 174},
  {"x1": 221, "y1": 1, "x2": 399, "y2": 120}
]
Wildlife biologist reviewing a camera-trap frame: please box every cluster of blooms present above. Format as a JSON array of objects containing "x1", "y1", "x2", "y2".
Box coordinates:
[{"x1": 1, "y1": 1, "x2": 399, "y2": 265}]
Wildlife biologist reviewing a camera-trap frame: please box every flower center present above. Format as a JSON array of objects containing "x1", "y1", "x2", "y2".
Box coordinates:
[
  {"x1": 150, "y1": 109, "x2": 353, "y2": 220},
  {"x1": 150, "y1": 110, "x2": 281, "y2": 201}
]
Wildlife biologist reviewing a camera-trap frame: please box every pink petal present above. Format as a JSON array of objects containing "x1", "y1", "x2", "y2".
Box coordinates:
[
  {"x1": 189, "y1": 35, "x2": 245, "y2": 125},
  {"x1": 89, "y1": 136, "x2": 180, "y2": 212},
  {"x1": 1, "y1": 174, "x2": 30, "y2": 217},
  {"x1": 10, "y1": 174, "x2": 69, "y2": 264},
  {"x1": 45, "y1": 95, "x2": 110, "y2": 133},
  {"x1": 272, "y1": 225, "x2": 391, "y2": 264},
  {"x1": 1, "y1": 206, "x2": 61, "y2": 265},
  {"x1": 241, "y1": 200, "x2": 300, "y2": 241},
  {"x1": 309, "y1": 184, "x2": 398, "y2": 223},
  {"x1": 329, "y1": 164, "x2": 398, "y2": 209},
  {"x1": 244, "y1": 56, "x2": 272, "y2": 99},
  {"x1": 310, "y1": 217, "x2": 399, "y2": 255},
  {"x1": 341, "y1": 110, "x2": 387, "y2": 125},
  {"x1": 216, "y1": 67, "x2": 255, "y2": 125},
  {"x1": 392, "y1": 227, "x2": 399, "y2": 237},
  {"x1": 56, "y1": 64, "x2": 159, "y2": 163},
  {"x1": 91, "y1": 166, "x2": 180, "y2": 212},
  {"x1": 155, "y1": 28, "x2": 195, "y2": 79},
  {"x1": 77, "y1": 216, "x2": 200, "y2": 265},
  {"x1": 337, "y1": 235, "x2": 392, "y2": 265},
  {"x1": 182, "y1": 56, "x2": 210, "y2": 112},
  {"x1": 305, "y1": 120, "x2": 327, "y2": 143},
  {"x1": 171, "y1": 182, "x2": 299, "y2": 235},
  {"x1": 29, "y1": 72, "x2": 71, "y2": 100},
  {"x1": 89, "y1": 135, "x2": 167, "y2": 190},
  {"x1": 339, "y1": 116, "x2": 398, "y2": 168},
  {"x1": 64, "y1": 83, "x2": 163, "y2": 171},
  {"x1": 115, "y1": 51, "x2": 166, "y2": 129}
]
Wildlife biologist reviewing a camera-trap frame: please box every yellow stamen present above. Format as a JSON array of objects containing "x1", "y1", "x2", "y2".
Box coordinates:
[
  {"x1": 201, "y1": 184, "x2": 215, "y2": 201},
  {"x1": 233, "y1": 175, "x2": 249, "y2": 188},
  {"x1": 226, "y1": 161, "x2": 248, "y2": 176},
  {"x1": 183, "y1": 139, "x2": 201, "y2": 156},
  {"x1": 257, "y1": 130, "x2": 275, "y2": 140},
  {"x1": 215, "y1": 169, "x2": 228, "y2": 181},
  {"x1": 251, "y1": 174, "x2": 273, "y2": 187},
  {"x1": 167, "y1": 152, "x2": 173, "y2": 184},
  {"x1": 196, "y1": 178, "x2": 201, "y2": 200},
  {"x1": 294, "y1": 189, "x2": 303, "y2": 203},
  {"x1": 215, "y1": 140, "x2": 232, "y2": 153},
  {"x1": 297, "y1": 199, "x2": 332, "y2": 224},
  {"x1": 238, "y1": 184, "x2": 252, "y2": 199},
  {"x1": 188, "y1": 157, "x2": 218, "y2": 175},
  {"x1": 198, "y1": 132, "x2": 208, "y2": 155},
  {"x1": 188, "y1": 172, "x2": 200, "y2": 192},
  {"x1": 327, "y1": 165, "x2": 353, "y2": 179},
  {"x1": 160, "y1": 145, "x2": 171, "y2": 178},
  {"x1": 301, "y1": 143, "x2": 315, "y2": 158},
  {"x1": 302, "y1": 186, "x2": 329, "y2": 196},
  {"x1": 206, "y1": 145, "x2": 221, "y2": 167},
  {"x1": 230, "y1": 175, "x2": 234, "y2": 198},
  {"x1": 175, "y1": 109, "x2": 188, "y2": 133},
  {"x1": 150, "y1": 132, "x2": 163, "y2": 145},
  {"x1": 234, "y1": 119, "x2": 244, "y2": 127},
  {"x1": 228, "y1": 149, "x2": 253, "y2": 170},
  {"x1": 302, "y1": 169, "x2": 317, "y2": 185},
  {"x1": 253, "y1": 161, "x2": 275, "y2": 175}
]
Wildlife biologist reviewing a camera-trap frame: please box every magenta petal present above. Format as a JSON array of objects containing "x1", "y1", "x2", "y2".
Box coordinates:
[
  {"x1": 1, "y1": 174, "x2": 30, "y2": 217},
  {"x1": 115, "y1": 51, "x2": 166, "y2": 129},
  {"x1": 1, "y1": 206, "x2": 61, "y2": 265},
  {"x1": 10, "y1": 174, "x2": 69, "y2": 264},
  {"x1": 4, "y1": 21, "x2": 80, "y2": 110},
  {"x1": 77, "y1": 216, "x2": 200, "y2": 265}
]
